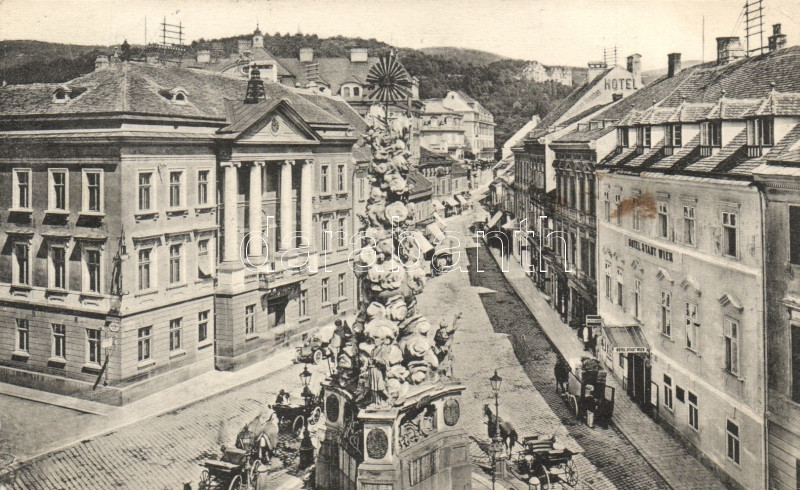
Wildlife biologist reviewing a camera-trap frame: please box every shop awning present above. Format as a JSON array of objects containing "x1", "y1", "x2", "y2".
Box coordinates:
[
  {"x1": 456, "y1": 194, "x2": 469, "y2": 206},
  {"x1": 444, "y1": 197, "x2": 459, "y2": 207},
  {"x1": 432, "y1": 212, "x2": 447, "y2": 229},
  {"x1": 601, "y1": 325, "x2": 650, "y2": 354},
  {"x1": 407, "y1": 231, "x2": 434, "y2": 255},
  {"x1": 426, "y1": 223, "x2": 446, "y2": 242},
  {"x1": 432, "y1": 199, "x2": 444, "y2": 210},
  {"x1": 501, "y1": 218, "x2": 517, "y2": 230},
  {"x1": 487, "y1": 211, "x2": 503, "y2": 229}
]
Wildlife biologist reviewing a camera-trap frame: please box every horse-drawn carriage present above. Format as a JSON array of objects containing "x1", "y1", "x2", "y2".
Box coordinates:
[
  {"x1": 199, "y1": 411, "x2": 278, "y2": 490},
  {"x1": 565, "y1": 357, "x2": 615, "y2": 426},
  {"x1": 514, "y1": 435, "x2": 578, "y2": 488},
  {"x1": 273, "y1": 391, "x2": 323, "y2": 438}
]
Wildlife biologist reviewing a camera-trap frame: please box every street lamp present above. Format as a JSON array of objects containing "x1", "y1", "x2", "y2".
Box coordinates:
[
  {"x1": 489, "y1": 370, "x2": 505, "y2": 489},
  {"x1": 299, "y1": 365, "x2": 315, "y2": 468}
]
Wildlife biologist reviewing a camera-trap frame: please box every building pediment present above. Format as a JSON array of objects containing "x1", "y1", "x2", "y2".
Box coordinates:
[{"x1": 219, "y1": 98, "x2": 321, "y2": 144}]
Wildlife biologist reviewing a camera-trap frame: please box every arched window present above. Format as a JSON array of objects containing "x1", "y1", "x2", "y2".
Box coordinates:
[
  {"x1": 353, "y1": 87, "x2": 361, "y2": 97},
  {"x1": 343, "y1": 87, "x2": 351, "y2": 97}
]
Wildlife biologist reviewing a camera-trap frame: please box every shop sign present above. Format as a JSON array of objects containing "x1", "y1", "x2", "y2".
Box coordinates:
[{"x1": 627, "y1": 237, "x2": 674, "y2": 262}]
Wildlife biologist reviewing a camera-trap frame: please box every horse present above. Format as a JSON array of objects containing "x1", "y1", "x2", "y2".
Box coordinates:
[
  {"x1": 237, "y1": 408, "x2": 280, "y2": 463},
  {"x1": 484, "y1": 404, "x2": 518, "y2": 454}
]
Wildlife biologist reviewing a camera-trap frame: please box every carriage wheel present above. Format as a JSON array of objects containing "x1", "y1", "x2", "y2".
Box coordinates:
[
  {"x1": 198, "y1": 470, "x2": 210, "y2": 489},
  {"x1": 539, "y1": 464, "x2": 551, "y2": 489},
  {"x1": 313, "y1": 349, "x2": 324, "y2": 365},
  {"x1": 249, "y1": 460, "x2": 261, "y2": 488},
  {"x1": 228, "y1": 474, "x2": 242, "y2": 490},
  {"x1": 565, "y1": 459, "x2": 578, "y2": 486},
  {"x1": 568, "y1": 395, "x2": 579, "y2": 418},
  {"x1": 309, "y1": 406, "x2": 322, "y2": 425},
  {"x1": 293, "y1": 415, "x2": 305, "y2": 438}
]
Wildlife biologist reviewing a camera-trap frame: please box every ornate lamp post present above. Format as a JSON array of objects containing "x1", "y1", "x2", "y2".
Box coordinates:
[
  {"x1": 489, "y1": 370, "x2": 505, "y2": 489},
  {"x1": 299, "y1": 366, "x2": 315, "y2": 468}
]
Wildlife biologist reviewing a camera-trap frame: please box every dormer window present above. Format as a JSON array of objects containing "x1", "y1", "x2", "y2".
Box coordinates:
[
  {"x1": 159, "y1": 88, "x2": 189, "y2": 105},
  {"x1": 353, "y1": 86, "x2": 361, "y2": 97},
  {"x1": 747, "y1": 117, "x2": 774, "y2": 147},
  {"x1": 53, "y1": 87, "x2": 70, "y2": 104},
  {"x1": 636, "y1": 125, "x2": 651, "y2": 152},
  {"x1": 700, "y1": 121, "x2": 722, "y2": 148},
  {"x1": 665, "y1": 124, "x2": 682, "y2": 147},
  {"x1": 174, "y1": 92, "x2": 186, "y2": 103},
  {"x1": 617, "y1": 128, "x2": 629, "y2": 148}
]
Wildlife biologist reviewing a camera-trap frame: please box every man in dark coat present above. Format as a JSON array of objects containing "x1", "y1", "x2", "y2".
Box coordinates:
[{"x1": 554, "y1": 358, "x2": 570, "y2": 394}]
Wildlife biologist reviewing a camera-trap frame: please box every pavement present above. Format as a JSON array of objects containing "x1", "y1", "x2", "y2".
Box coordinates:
[{"x1": 475, "y1": 202, "x2": 727, "y2": 490}]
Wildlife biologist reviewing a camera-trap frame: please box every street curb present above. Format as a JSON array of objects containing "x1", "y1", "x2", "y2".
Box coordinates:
[
  {"x1": 0, "y1": 382, "x2": 114, "y2": 416},
  {"x1": 13, "y1": 352, "x2": 297, "y2": 469},
  {"x1": 480, "y1": 238, "x2": 679, "y2": 490}
]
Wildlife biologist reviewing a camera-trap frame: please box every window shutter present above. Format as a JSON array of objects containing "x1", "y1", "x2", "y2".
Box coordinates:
[{"x1": 711, "y1": 225, "x2": 723, "y2": 254}]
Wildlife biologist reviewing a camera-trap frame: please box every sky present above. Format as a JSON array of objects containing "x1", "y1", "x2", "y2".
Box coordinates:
[{"x1": 1, "y1": 0, "x2": 800, "y2": 69}]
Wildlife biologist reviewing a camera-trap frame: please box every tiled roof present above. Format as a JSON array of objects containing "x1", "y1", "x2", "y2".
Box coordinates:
[
  {"x1": 553, "y1": 124, "x2": 615, "y2": 144},
  {"x1": 529, "y1": 102, "x2": 611, "y2": 140},
  {"x1": 407, "y1": 169, "x2": 433, "y2": 198},
  {"x1": 419, "y1": 146, "x2": 458, "y2": 166},
  {"x1": 277, "y1": 56, "x2": 413, "y2": 97},
  {"x1": 0, "y1": 62, "x2": 344, "y2": 125}
]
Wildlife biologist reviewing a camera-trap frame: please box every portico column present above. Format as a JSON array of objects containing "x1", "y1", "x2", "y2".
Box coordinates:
[
  {"x1": 280, "y1": 160, "x2": 295, "y2": 249},
  {"x1": 222, "y1": 161, "x2": 240, "y2": 263},
  {"x1": 249, "y1": 161, "x2": 265, "y2": 258},
  {"x1": 301, "y1": 159, "x2": 314, "y2": 250}
]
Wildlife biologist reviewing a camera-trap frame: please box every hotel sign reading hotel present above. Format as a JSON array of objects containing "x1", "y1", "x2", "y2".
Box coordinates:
[{"x1": 627, "y1": 237, "x2": 674, "y2": 262}]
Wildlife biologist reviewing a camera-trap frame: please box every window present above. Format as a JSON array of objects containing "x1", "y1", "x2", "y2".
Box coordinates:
[
  {"x1": 138, "y1": 248, "x2": 152, "y2": 290},
  {"x1": 16, "y1": 319, "x2": 29, "y2": 352},
  {"x1": 666, "y1": 124, "x2": 682, "y2": 147},
  {"x1": 726, "y1": 420, "x2": 740, "y2": 464},
  {"x1": 138, "y1": 327, "x2": 152, "y2": 361},
  {"x1": 791, "y1": 206, "x2": 800, "y2": 265},
  {"x1": 617, "y1": 127, "x2": 629, "y2": 147},
  {"x1": 169, "y1": 318, "x2": 182, "y2": 351},
  {"x1": 14, "y1": 242, "x2": 30, "y2": 286},
  {"x1": 13, "y1": 169, "x2": 31, "y2": 209},
  {"x1": 615, "y1": 194, "x2": 621, "y2": 225},
  {"x1": 747, "y1": 117, "x2": 774, "y2": 147},
  {"x1": 633, "y1": 279, "x2": 641, "y2": 319},
  {"x1": 724, "y1": 317, "x2": 740, "y2": 376},
  {"x1": 661, "y1": 291, "x2": 672, "y2": 337},
  {"x1": 198, "y1": 239, "x2": 211, "y2": 278},
  {"x1": 322, "y1": 278, "x2": 329, "y2": 303},
  {"x1": 197, "y1": 170, "x2": 209, "y2": 205},
  {"x1": 52, "y1": 324, "x2": 66, "y2": 359},
  {"x1": 723, "y1": 211, "x2": 737, "y2": 257},
  {"x1": 616, "y1": 278, "x2": 624, "y2": 308},
  {"x1": 138, "y1": 172, "x2": 153, "y2": 211},
  {"x1": 337, "y1": 164, "x2": 345, "y2": 192},
  {"x1": 353, "y1": 87, "x2": 360, "y2": 97},
  {"x1": 658, "y1": 202, "x2": 669, "y2": 238},
  {"x1": 685, "y1": 302, "x2": 699, "y2": 351},
  {"x1": 689, "y1": 392, "x2": 699, "y2": 431},
  {"x1": 299, "y1": 290, "x2": 307, "y2": 317},
  {"x1": 169, "y1": 171, "x2": 182, "y2": 208},
  {"x1": 50, "y1": 245, "x2": 66, "y2": 289},
  {"x1": 338, "y1": 218, "x2": 346, "y2": 248},
  {"x1": 245, "y1": 305, "x2": 256, "y2": 335},
  {"x1": 169, "y1": 244, "x2": 182, "y2": 284},
  {"x1": 87, "y1": 329, "x2": 101, "y2": 365},
  {"x1": 321, "y1": 165, "x2": 329, "y2": 193},
  {"x1": 321, "y1": 220, "x2": 330, "y2": 252},
  {"x1": 676, "y1": 386, "x2": 685, "y2": 403},
  {"x1": 663, "y1": 374, "x2": 673, "y2": 411},
  {"x1": 85, "y1": 249, "x2": 101, "y2": 293},
  {"x1": 632, "y1": 197, "x2": 641, "y2": 231},
  {"x1": 343, "y1": 87, "x2": 351, "y2": 97},
  {"x1": 49, "y1": 169, "x2": 68, "y2": 210},
  {"x1": 701, "y1": 121, "x2": 722, "y2": 147},
  {"x1": 636, "y1": 126, "x2": 651, "y2": 147},
  {"x1": 338, "y1": 273, "x2": 346, "y2": 298},
  {"x1": 198, "y1": 311, "x2": 209, "y2": 343},
  {"x1": 605, "y1": 263, "x2": 612, "y2": 300},
  {"x1": 683, "y1": 206, "x2": 696, "y2": 246},
  {"x1": 84, "y1": 170, "x2": 102, "y2": 212},
  {"x1": 604, "y1": 190, "x2": 611, "y2": 221}
]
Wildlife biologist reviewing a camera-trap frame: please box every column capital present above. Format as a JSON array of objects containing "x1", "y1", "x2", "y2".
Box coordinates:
[
  {"x1": 284, "y1": 159, "x2": 296, "y2": 166},
  {"x1": 221, "y1": 161, "x2": 241, "y2": 169},
  {"x1": 303, "y1": 158, "x2": 315, "y2": 166},
  {"x1": 252, "y1": 160, "x2": 266, "y2": 168}
]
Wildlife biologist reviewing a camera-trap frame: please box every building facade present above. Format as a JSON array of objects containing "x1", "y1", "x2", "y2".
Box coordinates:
[
  {"x1": 0, "y1": 61, "x2": 365, "y2": 403},
  {"x1": 423, "y1": 91, "x2": 496, "y2": 160}
]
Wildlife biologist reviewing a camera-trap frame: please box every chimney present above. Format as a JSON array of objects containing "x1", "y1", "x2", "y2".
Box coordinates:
[
  {"x1": 668, "y1": 53, "x2": 682, "y2": 77},
  {"x1": 349, "y1": 47, "x2": 369, "y2": 63},
  {"x1": 626, "y1": 54, "x2": 642, "y2": 87},
  {"x1": 717, "y1": 37, "x2": 744, "y2": 64},
  {"x1": 244, "y1": 67, "x2": 266, "y2": 104},
  {"x1": 95, "y1": 55, "x2": 109, "y2": 71},
  {"x1": 299, "y1": 47, "x2": 314, "y2": 63},
  {"x1": 196, "y1": 50, "x2": 211, "y2": 64},
  {"x1": 769, "y1": 24, "x2": 788, "y2": 52},
  {"x1": 587, "y1": 62, "x2": 607, "y2": 82}
]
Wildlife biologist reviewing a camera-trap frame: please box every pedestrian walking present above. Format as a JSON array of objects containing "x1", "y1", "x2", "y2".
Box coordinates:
[{"x1": 554, "y1": 358, "x2": 570, "y2": 394}]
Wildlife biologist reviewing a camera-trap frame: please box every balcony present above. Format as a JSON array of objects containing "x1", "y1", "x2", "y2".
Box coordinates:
[
  {"x1": 699, "y1": 146, "x2": 713, "y2": 157},
  {"x1": 746, "y1": 145, "x2": 763, "y2": 157}
]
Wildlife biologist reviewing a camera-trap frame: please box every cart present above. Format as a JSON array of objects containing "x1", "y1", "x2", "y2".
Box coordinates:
[
  {"x1": 273, "y1": 392, "x2": 323, "y2": 438},
  {"x1": 565, "y1": 357, "x2": 615, "y2": 426},
  {"x1": 199, "y1": 445, "x2": 260, "y2": 490},
  {"x1": 514, "y1": 434, "x2": 579, "y2": 488},
  {"x1": 295, "y1": 325, "x2": 337, "y2": 364}
]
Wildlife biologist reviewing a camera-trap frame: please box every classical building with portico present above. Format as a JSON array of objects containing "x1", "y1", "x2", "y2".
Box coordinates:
[{"x1": 0, "y1": 60, "x2": 363, "y2": 403}]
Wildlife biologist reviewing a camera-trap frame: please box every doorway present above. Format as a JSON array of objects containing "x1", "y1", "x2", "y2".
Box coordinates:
[
  {"x1": 626, "y1": 353, "x2": 651, "y2": 408},
  {"x1": 267, "y1": 296, "x2": 288, "y2": 329}
]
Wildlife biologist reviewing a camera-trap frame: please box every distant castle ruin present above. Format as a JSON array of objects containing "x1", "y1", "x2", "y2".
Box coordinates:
[{"x1": 522, "y1": 61, "x2": 574, "y2": 86}]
